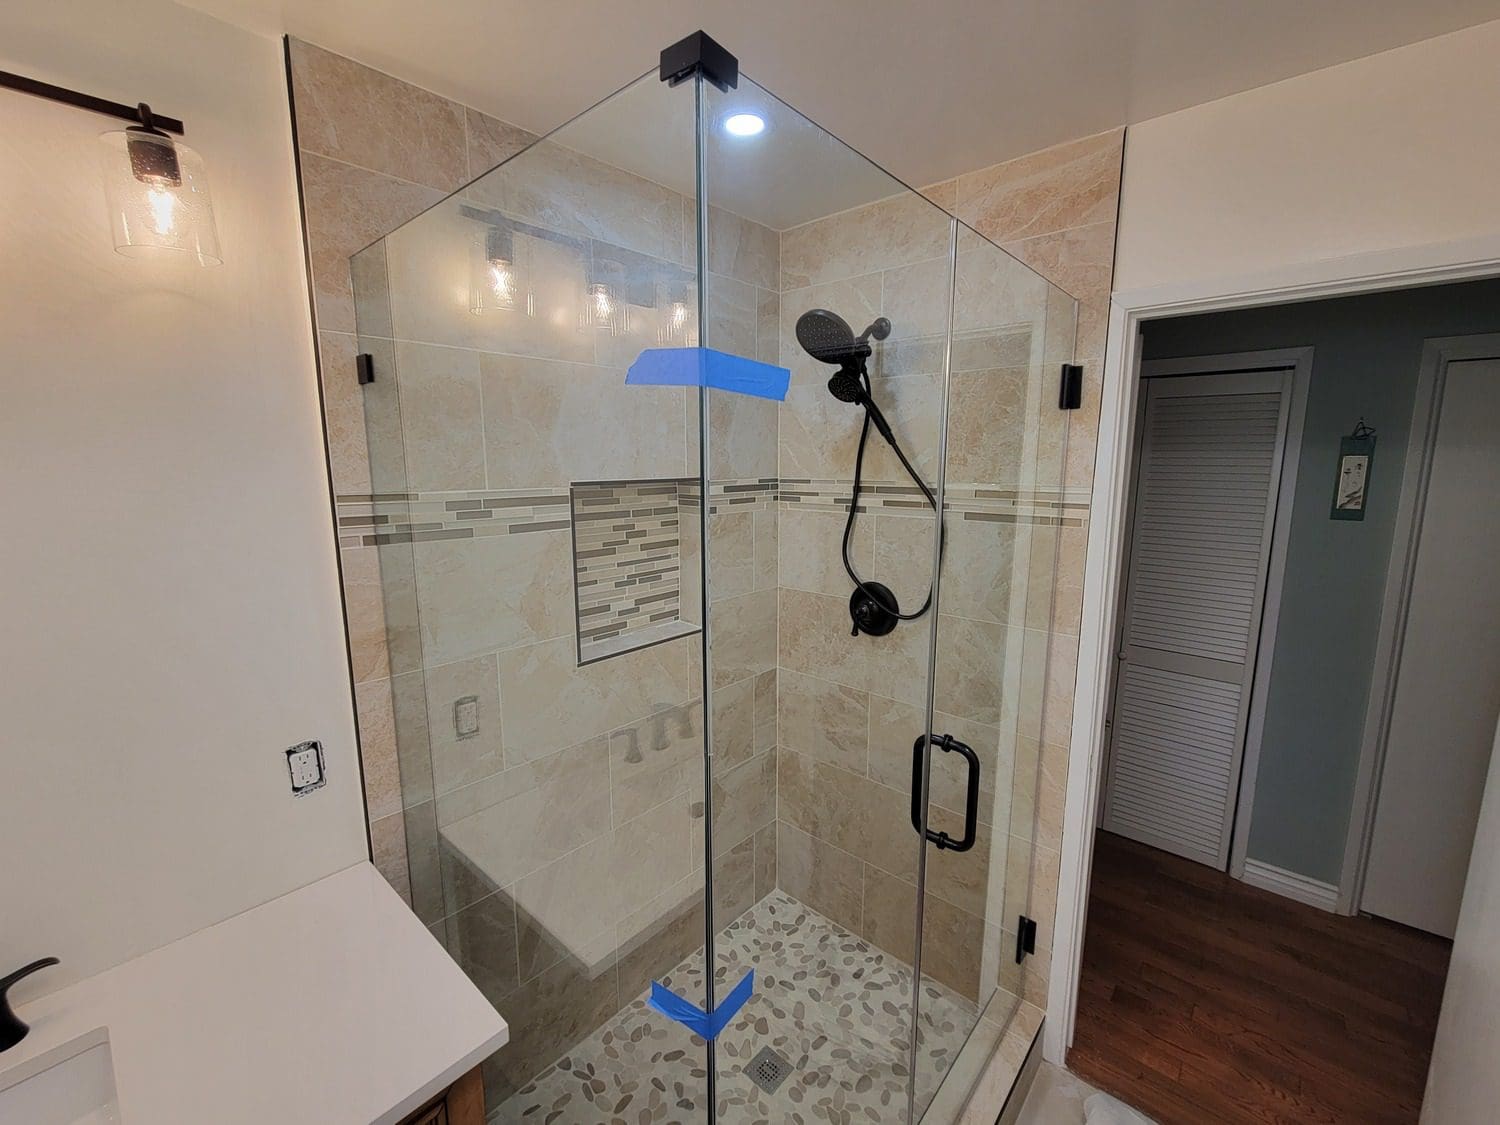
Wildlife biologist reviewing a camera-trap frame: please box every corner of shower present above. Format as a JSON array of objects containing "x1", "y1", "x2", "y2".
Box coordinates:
[{"x1": 348, "y1": 30, "x2": 1077, "y2": 1124}]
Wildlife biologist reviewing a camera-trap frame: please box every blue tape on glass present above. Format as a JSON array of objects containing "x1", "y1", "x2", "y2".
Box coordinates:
[
  {"x1": 647, "y1": 969, "x2": 754, "y2": 1040},
  {"x1": 626, "y1": 347, "x2": 790, "y2": 402}
]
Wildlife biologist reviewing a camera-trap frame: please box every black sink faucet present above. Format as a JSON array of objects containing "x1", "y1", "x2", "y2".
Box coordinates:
[{"x1": 0, "y1": 958, "x2": 59, "y2": 1052}]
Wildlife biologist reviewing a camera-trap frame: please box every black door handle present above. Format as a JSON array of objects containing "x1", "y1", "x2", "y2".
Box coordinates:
[{"x1": 910, "y1": 733, "x2": 980, "y2": 852}]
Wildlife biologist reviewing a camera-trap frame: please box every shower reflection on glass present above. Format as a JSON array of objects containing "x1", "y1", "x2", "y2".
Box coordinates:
[{"x1": 351, "y1": 36, "x2": 1075, "y2": 1125}]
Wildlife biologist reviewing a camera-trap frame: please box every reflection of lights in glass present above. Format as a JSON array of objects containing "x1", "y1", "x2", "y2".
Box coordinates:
[
  {"x1": 100, "y1": 127, "x2": 221, "y2": 264},
  {"x1": 656, "y1": 282, "x2": 697, "y2": 346},
  {"x1": 580, "y1": 259, "x2": 629, "y2": 335},
  {"x1": 470, "y1": 226, "x2": 534, "y2": 316},
  {"x1": 722, "y1": 112, "x2": 765, "y2": 137}
]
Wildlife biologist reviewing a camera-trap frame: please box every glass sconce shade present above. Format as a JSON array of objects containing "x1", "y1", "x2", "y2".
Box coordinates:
[
  {"x1": 580, "y1": 259, "x2": 630, "y2": 336},
  {"x1": 100, "y1": 128, "x2": 221, "y2": 265},
  {"x1": 470, "y1": 225, "x2": 534, "y2": 315},
  {"x1": 656, "y1": 282, "x2": 697, "y2": 346}
]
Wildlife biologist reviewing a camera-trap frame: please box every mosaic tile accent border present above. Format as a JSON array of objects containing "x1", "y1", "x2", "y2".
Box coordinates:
[
  {"x1": 571, "y1": 478, "x2": 691, "y2": 658},
  {"x1": 779, "y1": 477, "x2": 1090, "y2": 527},
  {"x1": 333, "y1": 476, "x2": 1085, "y2": 553},
  {"x1": 333, "y1": 489, "x2": 570, "y2": 549}
]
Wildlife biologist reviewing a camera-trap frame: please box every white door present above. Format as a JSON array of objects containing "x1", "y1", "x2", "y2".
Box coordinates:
[
  {"x1": 1363, "y1": 357, "x2": 1500, "y2": 938},
  {"x1": 1102, "y1": 370, "x2": 1292, "y2": 867}
]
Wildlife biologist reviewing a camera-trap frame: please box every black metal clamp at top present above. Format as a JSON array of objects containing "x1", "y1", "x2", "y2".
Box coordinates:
[{"x1": 659, "y1": 30, "x2": 739, "y2": 92}]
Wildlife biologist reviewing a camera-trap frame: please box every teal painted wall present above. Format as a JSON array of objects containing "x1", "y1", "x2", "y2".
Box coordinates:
[{"x1": 1140, "y1": 278, "x2": 1500, "y2": 884}]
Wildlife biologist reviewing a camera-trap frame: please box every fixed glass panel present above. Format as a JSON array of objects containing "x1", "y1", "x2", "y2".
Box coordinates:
[
  {"x1": 702, "y1": 74, "x2": 957, "y2": 1120},
  {"x1": 915, "y1": 227, "x2": 1077, "y2": 1120},
  {"x1": 355, "y1": 71, "x2": 716, "y2": 1120}
]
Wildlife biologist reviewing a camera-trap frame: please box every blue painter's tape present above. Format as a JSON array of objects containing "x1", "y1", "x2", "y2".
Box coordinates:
[
  {"x1": 647, "y1": 970, "x2": 755, "y2": 1040},
  {"x1": 626, "y1": 347, "x2": 790, "y2": 402}
]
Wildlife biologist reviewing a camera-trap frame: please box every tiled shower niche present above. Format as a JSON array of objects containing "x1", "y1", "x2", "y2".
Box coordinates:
[{"x1": 570, "y1": 477, "x2": 701, "y2": 665}]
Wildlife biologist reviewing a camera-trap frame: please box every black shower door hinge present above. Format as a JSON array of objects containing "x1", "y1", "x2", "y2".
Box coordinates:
[
  {"x1": 356, "y1": 352, "x2": 376, "y2": 385},
  {"x1": 1015, "y1": 915, "x2": 1038, "y2": 963},
  {"x1": 658, "y1": 31, "x2": 738, "y2": 92},
  {"x1": 1058, "y1": 363, "x2": 1083, "y2": 410}
]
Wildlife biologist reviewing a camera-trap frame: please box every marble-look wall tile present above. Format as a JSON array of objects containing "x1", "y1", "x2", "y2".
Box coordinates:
[
  {"x1": 709, "y1": 391, "x2": 779, "y2": 481},
  {"x1": 777, "y1": 668, "x2": 868, "y2": 773},
  {"x1": 444, "y1": 890, "x2": 522, "y2": 1003},
  {"x1": 952, "y1": 130, "x2": 1124, "y2": 245},
  {"x1": 781, "y1": 191, "x2": 951, "y2": 290},
  {"x1": 1000, "y1": 222, "x2": 1116, "y2": 362},
  {"x1": 354, "y1": 677, "x2": 402, "y2": 821},
  {"x1": 290, "y1": 39, "x2": 468, "y2": 191},
  {"x1": 468, "y1": 138, "x2": 684, "y2": 264},
  {"x1": 370, "y1": 809, "x2": 411, "y2": 904},
  {"x1": 777, "y1": 507, "x2": 872, "y2": 600},
  {"x1": 479, "y1": 354, "x2": 686, "y2": 488},
  {"x1": 713, "y1": 748, "x2": 776, "y2": 853},
  {"x1": 318, "y1": 331, "x2": 371, "y2": 494},
  {"x1": 708, "y1": 205, "x2": 779, "y2": 290},
  {"x1": 712, "y1": 676, "x2": 755, "y2": 772},
  {"x1": 776, "y1": 820, "x2": 863, "y2": 934},
  {"x1": 752, "y1": 669, "x2": 777, "y2": 753},
  {"x1": 339, "y1": 545, "x2": 391, "y2": 683},
  {"x1": 708, "y1": 511, "x2": 754, "y2": 601},
  {"x1": 465, "y1": 108, "x2": 538, "y2": 180},
  {"x1": 753, "y1": 822, "x2": 777, "y2": 901},
  {"x1": 413, "y1": 528, "x2": 573, "y2": 666},
  {"x1": 497, "y1": 633, "x2": 694, "y2": 764},
  {"x1": 778, "y1": 749, "x2": 917, "y2": 884},
  {"x1": 298, "y1": 151, "x2": 444, "y2": 335},
  {"x1": 709, "y1": 589, "x2": 777, "y2": 689},
  {"x1": 393, "y1": 340, "x2": 485, "y2": 491},
  {"x1": 862, "y1": 865, "x2": 984, "y2": 1000},
  {"x1": 752, "y1": 509, "x2": 778, "y2": 594}
]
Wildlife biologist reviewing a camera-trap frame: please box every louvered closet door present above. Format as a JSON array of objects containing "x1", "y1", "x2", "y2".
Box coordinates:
[{"x1": 1102, "y1": 370, "x2": 1291, "y2": 868}]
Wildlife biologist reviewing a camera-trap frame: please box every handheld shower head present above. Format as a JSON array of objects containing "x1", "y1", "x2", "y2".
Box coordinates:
[{"x1": 827, "y1": 371, "x2": 865, "y2": 404}]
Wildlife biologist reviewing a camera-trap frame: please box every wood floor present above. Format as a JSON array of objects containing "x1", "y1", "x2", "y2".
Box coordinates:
[{"x1": 1068, "y1": 832, "x2": 1452, "y2": 1124}]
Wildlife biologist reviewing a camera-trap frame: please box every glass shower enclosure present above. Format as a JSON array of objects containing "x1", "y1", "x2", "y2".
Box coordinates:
[{"x1": 349, "y1": 34, "x2": 1075, "y2": 1124}]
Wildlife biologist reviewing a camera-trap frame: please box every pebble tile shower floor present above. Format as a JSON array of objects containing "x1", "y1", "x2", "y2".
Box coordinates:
[{"x1": 494, "y1": 890, "x2": 980, "y2": 1123}]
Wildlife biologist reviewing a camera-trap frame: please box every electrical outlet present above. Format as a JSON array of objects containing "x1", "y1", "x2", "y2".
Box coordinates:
[
  {"x1": 454, "y1": 695, "x2": 480, "y2": 740},
  {"x1": 286, "y1": 740, "x2": 326, "y2": 796}
]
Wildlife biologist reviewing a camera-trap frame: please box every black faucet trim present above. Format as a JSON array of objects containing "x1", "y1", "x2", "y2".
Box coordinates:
[{"x1": 0, "y1": 957, "x2": 59, "y2": 1052}]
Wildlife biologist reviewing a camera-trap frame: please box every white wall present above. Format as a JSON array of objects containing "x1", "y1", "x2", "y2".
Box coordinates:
[
  {"x1": 1421, "y1": 714, "x2": 1500, "y2": 1122},
  {"x1": 1114, "y1": 19, "x2": 1500, "y2": 296},
  {"x1": 0, "y1": 3, "x2": 366, "y2": 997}
]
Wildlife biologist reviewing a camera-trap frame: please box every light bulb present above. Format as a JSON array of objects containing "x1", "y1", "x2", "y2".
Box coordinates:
[
  {"x1": 723, "y1": 113, "x2": 766, "y2": 137},
  {"x1": 146, "y1": 187, "x2": 178, "y2": 236}
]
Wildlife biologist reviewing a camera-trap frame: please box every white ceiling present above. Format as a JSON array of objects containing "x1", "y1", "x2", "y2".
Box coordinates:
[{"x1": 181, "y1": 0, "x2": 1500, "y2": 191}]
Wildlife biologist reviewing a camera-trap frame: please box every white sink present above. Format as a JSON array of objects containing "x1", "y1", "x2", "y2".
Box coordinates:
[{"x1": 0, "y1": 1028, "x2": 121, "y2": 1124}]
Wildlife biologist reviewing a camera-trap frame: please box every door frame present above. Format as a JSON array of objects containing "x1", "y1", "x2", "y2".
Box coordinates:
[
  {"x1": 1045, "y1": 234, "x2": 1500, "y2": 1066},
  {"x1": 1100, "y1": 350, "x2": 1310, "y2": 874},
  {"x1": 1341, "y1": 332, "x2": 1500, "y2": 913}
]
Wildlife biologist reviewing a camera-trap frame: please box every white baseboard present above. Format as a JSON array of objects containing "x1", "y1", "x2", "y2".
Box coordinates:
[{"x1": 1239, "y1": 859, "x2": 1340, "y2": 911}]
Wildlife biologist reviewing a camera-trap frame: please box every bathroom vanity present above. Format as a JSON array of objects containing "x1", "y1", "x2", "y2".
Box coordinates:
[{"x1": 0, "y1": 863, "x2": 507, "y2": 1124}]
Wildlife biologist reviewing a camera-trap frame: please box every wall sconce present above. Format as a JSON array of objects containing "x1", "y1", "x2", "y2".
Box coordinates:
[
  {"x1": 470, "y1": 225, "x2": 533, "y2": 316},
  {"x1": 1, "y1": 70, "x2": 221, "y2": 265},
  {"x1": 657, "y1": 282, "x2": 697, "y2": 346},
  {"x1": 581, "y1": 258, "x2": 630, "y2": 336}
]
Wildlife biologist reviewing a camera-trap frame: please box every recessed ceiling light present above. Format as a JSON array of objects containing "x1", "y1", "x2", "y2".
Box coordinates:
[{"x1": 722, "y1": 112, "x2": 766, "y2": 138}]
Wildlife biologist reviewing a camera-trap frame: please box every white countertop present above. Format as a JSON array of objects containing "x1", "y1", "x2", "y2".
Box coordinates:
[{"x1": 0, "y1": 862, "x2": 508, "y2": 1125}]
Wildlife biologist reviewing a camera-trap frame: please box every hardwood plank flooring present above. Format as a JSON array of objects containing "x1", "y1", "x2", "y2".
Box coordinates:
[{"x1": 1068, "y1": 832, "x2": 1451, "y2": 1124}]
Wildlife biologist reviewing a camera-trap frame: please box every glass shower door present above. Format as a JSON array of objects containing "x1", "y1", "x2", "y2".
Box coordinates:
[
  {"x1": 700, "y1": 75, "x2": 963, "y2": 1121},
  {"x1": 913, "y1": 227, "x2": 1077, "y2": 1119}
]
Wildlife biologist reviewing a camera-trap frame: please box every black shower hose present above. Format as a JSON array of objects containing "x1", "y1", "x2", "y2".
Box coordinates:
[{"x1": 840, "y1": 368, "x2": 945, "y2": 621}]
